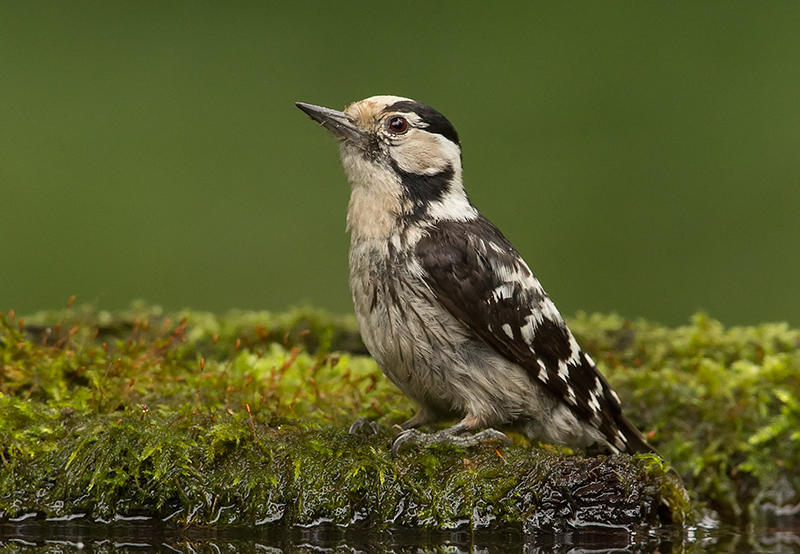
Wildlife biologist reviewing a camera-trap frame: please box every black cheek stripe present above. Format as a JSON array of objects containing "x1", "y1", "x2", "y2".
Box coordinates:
[{"x1": 389, "y1": 160, "x2": 454, "y2": 224}]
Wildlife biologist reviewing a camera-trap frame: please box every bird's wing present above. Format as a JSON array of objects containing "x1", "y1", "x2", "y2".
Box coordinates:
[{"x1": 415, "y1": 216, "x2": 644, "y2": 452}]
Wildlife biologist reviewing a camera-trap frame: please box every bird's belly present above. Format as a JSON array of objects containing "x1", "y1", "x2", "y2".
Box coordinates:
[
  {"x1": 349, "y1": 263, "x2": 465, "y2": 414},
  {"x1": 349, "y1": 257, "x2": 539, "y2": 425}
]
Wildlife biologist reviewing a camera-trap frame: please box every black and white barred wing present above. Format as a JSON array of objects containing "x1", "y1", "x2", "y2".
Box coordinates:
[{"x1": 415, "y1": 216, "x2": 650, "y2": 453}]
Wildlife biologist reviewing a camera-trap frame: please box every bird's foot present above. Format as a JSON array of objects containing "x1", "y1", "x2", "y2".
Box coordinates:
[
  {"x1": 391, "y1": 426, "x2": 510, "y2": 456},
  {"x1": 348, "y1": 416, "x2": 382, "y2": 436}
]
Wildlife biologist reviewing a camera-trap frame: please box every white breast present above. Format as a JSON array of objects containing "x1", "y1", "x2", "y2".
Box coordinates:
[{"x1": 348, "y1": 237, "x2": 468, "y2": 413}]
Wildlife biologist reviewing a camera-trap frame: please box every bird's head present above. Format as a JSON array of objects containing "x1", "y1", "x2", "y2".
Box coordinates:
[{"x1": 296, "y1": 95, "x2": 476, "y2": 238}]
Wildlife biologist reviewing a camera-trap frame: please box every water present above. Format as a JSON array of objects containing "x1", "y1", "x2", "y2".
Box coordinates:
[{"x1": 2, "y1": 521, "x2": 799, "y2": 552}]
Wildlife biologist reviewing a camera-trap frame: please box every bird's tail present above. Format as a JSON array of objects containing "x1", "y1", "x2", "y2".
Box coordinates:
[{"x1": 616, "y1": 413, "x2": 655, "y2": 455}]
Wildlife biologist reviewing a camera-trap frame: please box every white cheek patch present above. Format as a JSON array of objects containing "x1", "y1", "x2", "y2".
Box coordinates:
[{"x1": 390, "y1": 131, "x2": 458, "y2": 176}]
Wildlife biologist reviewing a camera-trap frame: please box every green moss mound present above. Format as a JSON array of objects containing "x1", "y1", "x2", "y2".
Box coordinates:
[{"x1": 1, "y1": 305, "x2": 797, "y2": 530}]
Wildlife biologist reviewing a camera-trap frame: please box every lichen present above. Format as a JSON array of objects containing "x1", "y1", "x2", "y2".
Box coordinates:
[{"x1": 2, "y1": 305, "x2": 797, "y2": 531}]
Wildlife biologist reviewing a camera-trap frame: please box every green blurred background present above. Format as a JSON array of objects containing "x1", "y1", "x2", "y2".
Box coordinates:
[{"x1": 2, "y1": 2, "x2": 798, "y2": 325}]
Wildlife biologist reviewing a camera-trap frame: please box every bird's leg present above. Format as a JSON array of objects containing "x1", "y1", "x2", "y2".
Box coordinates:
[
  {"x1": 391, "y1": 416, "x2": 510, "y2": 456},
  {"x1": 351, "y1": 406, "x2": 438, "y2": 436},
  {"x1": 399, "y1": 406, "x2": 438, "y2": 430}
]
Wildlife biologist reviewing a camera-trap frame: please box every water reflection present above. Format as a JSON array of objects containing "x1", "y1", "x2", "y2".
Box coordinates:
[{"x1": 1, "y1": 521, "x2": 799, "y2": 552}]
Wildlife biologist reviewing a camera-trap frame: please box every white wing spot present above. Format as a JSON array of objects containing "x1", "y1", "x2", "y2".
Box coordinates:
[
  {"x1": 493, "y1": 262, "x2": 543, "y2": 297},
  {"x1": 611, "y1": 390, "x2": 621, "y2": 405},
  {"x1": 488, "y1": 242, "x2": 506, "y2": 255},
  {"x1": 617, "y1": 429, "x2": 628, "y2": 443},
  {"x1": 566, "y1": 385, "x2": 577, "y2": 405},
  {"x1": 557, "y1": 362, "x2": 570, "y2": 383},
  {"x1": 588, "y1": 391, "x2": 601, "y2": 413},
  {"x1": 491, "y1": 283, "x2": 516, "y2": 302},
  {"x1": 567, "y1": 333, "x2": 581, "y2": 363},
  {"x1": 537, "y1": 360, "x2": 549, "y2": 383},
  {"x1": 593, "y1": 376, "x2": 604, "y2": 397},
  {"x1": 584, "y1": 353, "x2": 595, "y2": 366},
  {"x1": 521, "y1": 315, "x2": 537, "y2": 343},
  {"x1": 540, "y1": 298, "x2": 561, "y2": 321},
  {"x1": 502, "y1": 323, "x2": 513, "y2": 339}
]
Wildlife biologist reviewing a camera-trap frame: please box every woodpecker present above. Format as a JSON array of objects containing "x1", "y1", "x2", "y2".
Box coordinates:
[{"x1": 296, "y1": 95, "x2": 655, "y2": 457}]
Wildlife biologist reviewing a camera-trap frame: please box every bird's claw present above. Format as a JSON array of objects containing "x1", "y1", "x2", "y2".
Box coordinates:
[
  {"x1": 391, "y1": 427, "x2": 510, "y2": 457},
  {"x1": 348, "y1": 416, "x2": 382, "y2": 436},
  {"x1": 391, "y1": 429, "x2": 424, "y2": 457}
]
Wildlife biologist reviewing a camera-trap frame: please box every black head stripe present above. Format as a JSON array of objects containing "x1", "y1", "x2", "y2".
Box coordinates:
[{"x1": 384, "y1": 100, "x2": 460, "y2": 146}]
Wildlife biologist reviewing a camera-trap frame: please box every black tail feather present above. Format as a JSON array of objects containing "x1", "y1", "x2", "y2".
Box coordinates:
[{"x1": 617, "y1": 414, "x2": 655, "y2": 455}]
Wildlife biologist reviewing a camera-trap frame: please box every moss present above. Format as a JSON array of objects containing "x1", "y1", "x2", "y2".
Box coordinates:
[
  {"x1": 2, "y1": 305, "x2": 797, "y2": 530},
  {"x1": 569, "y1": 312, "x2": 800, "y2": 524}
]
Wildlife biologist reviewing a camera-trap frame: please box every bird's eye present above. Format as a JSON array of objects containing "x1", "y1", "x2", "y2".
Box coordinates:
[{"x1": 386, "y1": 116, "x2": 409, "y2": 134}]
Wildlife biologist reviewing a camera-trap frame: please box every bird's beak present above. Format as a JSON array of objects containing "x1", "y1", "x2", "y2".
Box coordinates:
[{"x1": 295, "y1": 101, "x2": 366, "y2": 144}]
